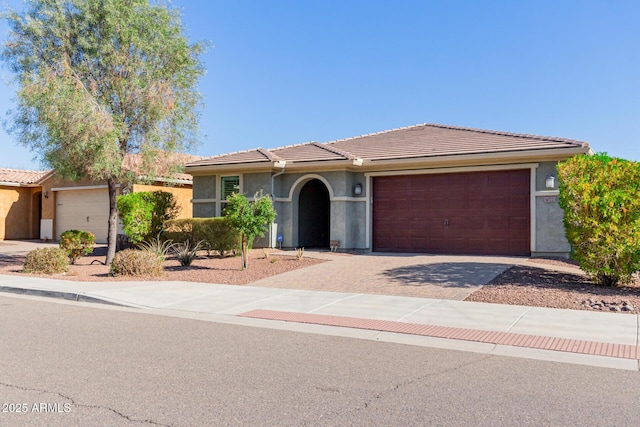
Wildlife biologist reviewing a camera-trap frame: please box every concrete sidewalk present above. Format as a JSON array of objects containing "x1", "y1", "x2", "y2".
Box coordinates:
[{"x1": 1, "y1": 273, "x2": 638, "y2": 371}]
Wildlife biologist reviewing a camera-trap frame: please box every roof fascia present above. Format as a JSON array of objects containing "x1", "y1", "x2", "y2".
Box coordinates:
[
  {"x1": 186, "y1": 162, "x2": 277, "y2": 175},
  {"x1": 136, "y1": 176, "x2": 192, "y2": 185},
  {"x1": 361, "y1": 147, "x2": 591, "y2": 169},
  {"x1": 0, "y1": 181, "x2": 43, "y2": 188},
  {"x1": 185, "y1": 147, "x2": 591, "y2": 175}
]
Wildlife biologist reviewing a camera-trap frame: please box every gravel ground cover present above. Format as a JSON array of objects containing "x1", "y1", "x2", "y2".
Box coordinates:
[
  {"x1": 0, "y1": 249, "x2": 323, "y2": 285},
  {"x1": 465, "y1": 258, "x2": 640, "y2": 314}
]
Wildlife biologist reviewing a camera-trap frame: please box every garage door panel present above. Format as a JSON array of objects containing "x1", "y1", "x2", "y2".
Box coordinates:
[
  {"x1": 509, "y1": 216, "x2": 530, "y2": 231},
  {"x1": 56, "y1": 189, "x2": 109, "y2": 243},
  {"x1": 373, "y1": 170, "x2": 530, "y2": 255}
]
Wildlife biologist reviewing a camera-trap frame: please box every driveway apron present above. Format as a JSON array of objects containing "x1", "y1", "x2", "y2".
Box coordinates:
[{"x1": 251, "y1": 251, "x2": 527, "y2": 300}]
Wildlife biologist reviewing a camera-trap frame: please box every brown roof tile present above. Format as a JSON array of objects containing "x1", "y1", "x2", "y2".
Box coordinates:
[
  {"x1": 0, "y1": 168, "x2": 53, "y2": 185},
  {"x1": 187, "y1": 148, "x2": 274, "y2": 167},
  {"x1": 272, "y1": 142, "x2": 347, "y2": 162},
  {"x1": 328, "y1": 123, "x2": 588, "y2": 161},
  {"x1": 187, "y1": 123, "x2": 590, "y2": 168}
]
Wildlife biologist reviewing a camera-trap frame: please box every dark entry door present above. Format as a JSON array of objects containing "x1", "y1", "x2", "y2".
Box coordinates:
[
  {"x1": 372, "y1": 170, "x2": 530, "y2": 255},
  {"x1": 298, "y1": 179, "x2": 330, "y2": 248}
]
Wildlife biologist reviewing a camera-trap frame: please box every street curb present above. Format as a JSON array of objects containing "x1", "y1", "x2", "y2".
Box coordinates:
[{"x1": 0, "y1": 286, "x2": 127, "y2": 307}]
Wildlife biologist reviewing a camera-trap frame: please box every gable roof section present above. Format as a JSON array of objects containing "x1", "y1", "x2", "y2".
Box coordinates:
[
  {"x1": 328, "y1": 123, "x2": 588, "y2": 161},
  {"x1": 0, "y1": 168, "x2": 53, "y2": 186},
  {"x1": 187, "y1": 148, "x2": 277, "y2": 167},
  {"x1": 186, "y1": 123, "x2": 590, "y2": 169}
]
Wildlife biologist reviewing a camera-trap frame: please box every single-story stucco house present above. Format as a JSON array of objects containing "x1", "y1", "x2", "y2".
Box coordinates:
[
  {"x1": 185, "y1": 123, "x2": 592, "y2": 257},
  {"x1": 1, "y1": 153, "x2": 199, "y2": 243},
  {"x1": 0, "y1": 168, "x2": 53, "y2": 240}
]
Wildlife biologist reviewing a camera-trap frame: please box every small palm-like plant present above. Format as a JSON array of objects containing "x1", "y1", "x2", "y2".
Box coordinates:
[
  {"x1": 172, "y1": 240, "x2": 203, "y2": 266},
  {"x1": 138, "y1": 235, "x2": 175, "y2": 261}
]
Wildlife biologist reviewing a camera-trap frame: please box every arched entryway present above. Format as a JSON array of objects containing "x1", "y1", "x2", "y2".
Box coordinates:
[{"x1": 298, "y1": 179, "x2": 330, "y2": 248}]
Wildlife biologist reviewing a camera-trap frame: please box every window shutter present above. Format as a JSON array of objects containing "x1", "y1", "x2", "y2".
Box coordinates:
[{"x1": 221, "y1": 176, "x2": 240, "y2": 201}]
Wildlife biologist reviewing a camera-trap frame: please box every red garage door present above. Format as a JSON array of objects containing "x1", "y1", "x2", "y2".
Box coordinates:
[{"x1": 373, "y1": 170, "x2": 530, "y2": 255}]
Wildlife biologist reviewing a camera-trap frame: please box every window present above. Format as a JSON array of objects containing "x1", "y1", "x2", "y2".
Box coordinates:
[{"x1": 220, "y1": 176, "x2": 240, "y2": 214}]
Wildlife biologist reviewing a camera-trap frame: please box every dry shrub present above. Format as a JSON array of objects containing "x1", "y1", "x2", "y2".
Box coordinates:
[
  {"x1": 110, "y1": 249, "x2": 164, "y2": 277},
  {"x1": 24, "y1": 248, "x2": 69, "y2": 274}
]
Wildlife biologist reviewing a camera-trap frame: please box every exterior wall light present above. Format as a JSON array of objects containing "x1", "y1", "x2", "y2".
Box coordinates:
[
  {"x1": 545, "y1": 176, "x2": 555, "y2": 189},
  {"x1": 43, "y1": 191, "x2": 49, "y2": 199},
  {"x1": 353, "y1": 183, "x2": 363, "y2": 196}
]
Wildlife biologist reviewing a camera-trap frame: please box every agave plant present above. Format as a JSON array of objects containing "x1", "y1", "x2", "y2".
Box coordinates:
[
  {"x1": 138, "y1": 235, "x2": 175, "y2": 261},
  {"x1": 172, "y1": 240, "x2": 204, "y2": 266}
]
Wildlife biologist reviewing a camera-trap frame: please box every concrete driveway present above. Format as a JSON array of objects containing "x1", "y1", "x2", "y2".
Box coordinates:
[
  {"x1": 0, "y1": 239, "x2": 60, "y2": 254},
  {"x1": 253, "y1": 251, "x2": 531, "y2": 300}
]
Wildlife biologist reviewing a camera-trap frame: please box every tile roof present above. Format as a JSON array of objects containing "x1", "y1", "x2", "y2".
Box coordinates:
[
  {"x1": 187, "y1": 123, "x2": 590, "y2": 168},
  {"x1": 0, "y1": 168, "x2": 53, "y2": 185},
  {"x1": 123, "y1": 152, "x2": 202, "y2": 182},
  {"x1": 328, "y1": 123, "x2": 588, "y2": 161}
]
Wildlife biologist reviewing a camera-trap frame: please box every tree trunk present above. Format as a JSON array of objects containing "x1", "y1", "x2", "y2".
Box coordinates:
[
  {"x1": 241, "y1": 237, "x2": 248, "y2": 270},
  {"x1": 105, "y1": 178, "x2": 119, "y2": 265}
]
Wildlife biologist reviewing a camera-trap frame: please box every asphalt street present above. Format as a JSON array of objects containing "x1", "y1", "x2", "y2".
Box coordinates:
[{"x1": 2, "y1": 294, "x2": 640, "y2": 426}]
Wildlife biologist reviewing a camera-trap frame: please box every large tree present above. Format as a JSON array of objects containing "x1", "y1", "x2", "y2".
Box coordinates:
[{"x1": 1, "y1": 0, "x2": 206, "y2": 264}]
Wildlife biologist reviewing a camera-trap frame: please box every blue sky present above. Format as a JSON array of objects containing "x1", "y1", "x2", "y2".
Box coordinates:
[{"x1": 1, "y1": 0, "x2": 639, "y2": 170}]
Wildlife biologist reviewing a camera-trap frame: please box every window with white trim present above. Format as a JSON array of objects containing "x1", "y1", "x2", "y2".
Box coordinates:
[{"x1": 221, "y1": 176, "x2": 240, "y2": 214}]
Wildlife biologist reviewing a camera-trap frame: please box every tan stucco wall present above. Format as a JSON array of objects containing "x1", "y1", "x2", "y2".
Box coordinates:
[
  {"x1": 40, "y1": 176, "x2": 192, "y2": 240},
  {"x1": 0, "y1": 186, "x2": 40, "y2": 240},
  {"x1": 132, "y1": 184, "x2": 193, "y2": 218}
]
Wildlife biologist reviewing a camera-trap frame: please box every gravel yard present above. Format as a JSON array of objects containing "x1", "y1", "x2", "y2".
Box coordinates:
[
  {"x1": 465, "y1": 259, "x2": 640, "y2": 314},
  {"x1": 0, "y1": 249, "x2": 324, "y2": 285}
]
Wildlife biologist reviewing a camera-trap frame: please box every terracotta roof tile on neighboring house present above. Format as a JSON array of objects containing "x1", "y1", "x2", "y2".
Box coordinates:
[
  {"x1": 123, "y1": 152, "x2": 202, "y2": 182},
  {"x1": 0, "y1": 168, "x2": 53, "y2": 185},
  {"x1": 186, "y1": 123, "x2": 590, "y2": 169}
]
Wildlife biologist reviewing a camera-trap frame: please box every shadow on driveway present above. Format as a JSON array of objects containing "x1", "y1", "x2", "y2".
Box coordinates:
[{"x1": 380, "y1": 262, "x2": 513, "y2": 288}]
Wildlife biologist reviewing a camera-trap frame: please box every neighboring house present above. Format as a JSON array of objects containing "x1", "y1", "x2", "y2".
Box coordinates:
[
  {"x1": 1, "y1": 153, "x2": 199, "y2": 243},
  {"x1": 0, "y1": 168, "x2": 53, "y2": 240},
  {"x1": 186, "y1": 123, "x2": 592, "y2": 257}
]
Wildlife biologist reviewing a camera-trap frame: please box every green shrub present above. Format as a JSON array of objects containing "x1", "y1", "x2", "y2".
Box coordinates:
[
  {"x1": 558, "y1": 153, "x2": 640, "y2": 286},
  {"x1": 163, "y1": 217, "x2": 239, "y2": 256},
  {"x1": 59, "y1": 229, "x2": 95, "y2": 264},
  {"x1": 117, "y1": 191, "x2": 180, "y2": 245},
  {"x1": 24, "y1": 247, "x2": 69, "y2": 274},
  {"x1": 109, "y1": 249, "x2": 164, "y2": 277}
]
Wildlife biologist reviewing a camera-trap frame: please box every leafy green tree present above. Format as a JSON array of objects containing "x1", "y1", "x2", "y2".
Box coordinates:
[
  {"x1": 117, "y1": 191, "x2": 180, "y2": 245},
  {"x1": 558, "y1": 153, "x2": 640, "y2": 286},
  {"x1": 1, "y1": 0, "x2": 206, "y2": 264},
  {"x1": 224, "y1": 192, "x2": 276, "y2": 269}
]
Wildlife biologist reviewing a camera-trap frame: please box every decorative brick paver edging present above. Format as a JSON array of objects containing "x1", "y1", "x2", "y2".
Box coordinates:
[{"x1": 238, "y1": 309, "x2": 640, "y2": 360}]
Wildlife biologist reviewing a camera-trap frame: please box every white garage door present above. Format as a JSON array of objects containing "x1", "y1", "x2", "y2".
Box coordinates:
[{"x1": 56, "y1": 189, "x2": 110, "y2": 243}]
